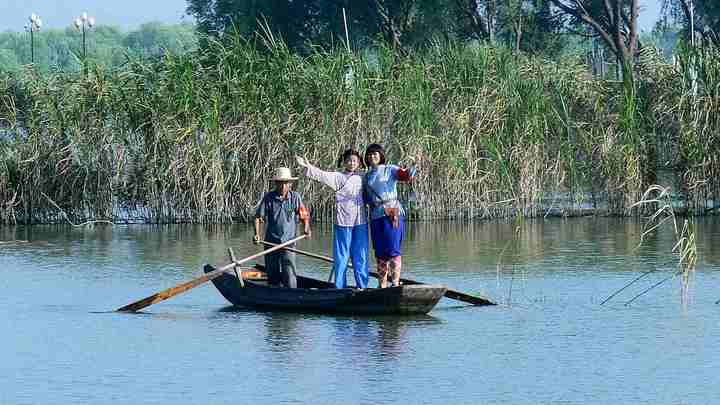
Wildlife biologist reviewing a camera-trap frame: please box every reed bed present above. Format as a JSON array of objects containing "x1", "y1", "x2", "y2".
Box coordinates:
[{"x1": 0, "y1": 36, "x2": 719, "y2": 224}]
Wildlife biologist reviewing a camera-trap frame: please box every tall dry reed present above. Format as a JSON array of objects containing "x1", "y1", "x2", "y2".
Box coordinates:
[{"x1": 0, "y1": 36, "x2": 718, "y2": 224}]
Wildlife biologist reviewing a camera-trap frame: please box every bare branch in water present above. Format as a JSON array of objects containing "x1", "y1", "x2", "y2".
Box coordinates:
[{"x1": 40, "y1": 192, "x2": 113, "y2": 228}]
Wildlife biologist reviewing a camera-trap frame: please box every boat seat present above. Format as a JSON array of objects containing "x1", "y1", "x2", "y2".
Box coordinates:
[{"x1": 234, "y1": 269, "x2": 267, "y2": 280}]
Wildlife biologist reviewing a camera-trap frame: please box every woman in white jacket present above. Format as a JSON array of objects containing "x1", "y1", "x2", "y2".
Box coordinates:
[{"x1": 296, "y1": 150, "x2": 369, "y2": 289}]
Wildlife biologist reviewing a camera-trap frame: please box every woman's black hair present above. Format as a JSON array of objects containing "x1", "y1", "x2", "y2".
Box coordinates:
[
  {"x1": 337, "y1": 148, "x2": 365, "y2": 169},
  {"x1": 364, "y1": 143, "x2": 386, "y2": 167}
]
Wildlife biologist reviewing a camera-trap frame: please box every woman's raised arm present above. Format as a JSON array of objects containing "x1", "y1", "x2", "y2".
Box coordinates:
[{"x1": 296, "y1": 155, "x2": 340, "y2": 189}]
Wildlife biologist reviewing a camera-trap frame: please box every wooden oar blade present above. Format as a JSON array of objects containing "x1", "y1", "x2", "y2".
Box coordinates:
[
  {"x1": 117, "y1": 268, "x2": 225, "y2": 312},
  {"x1": 443, "y1": 289, "x2": 495, "y2": 306}
]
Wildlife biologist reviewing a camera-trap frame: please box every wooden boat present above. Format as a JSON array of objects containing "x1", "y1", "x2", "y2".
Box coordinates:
[{"x1": 203, "y1": 264, "x2": 447, "y2": 315}]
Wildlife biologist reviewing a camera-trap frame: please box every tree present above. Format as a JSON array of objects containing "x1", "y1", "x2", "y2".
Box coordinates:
[
  {"x1": 123, "y1": 22, "x2": 197, "y2": 57},
  {"x1": 0, "y1": 24, "x2": 198, "y2": 72},
  {"x1": 0, "y1": 32, "x2": 28, "y2": 67},
  {"x1": 0, "y1": 49, "x2": 20, "y2": 73},
  {"x1": 186, "y1": 0, "x2": 334, "y2": 50},
  {"x1": 368, "y1": 0, "x2": 425, "y2": 49},
  {"x1": 452, "y1": 0, "x2": 562, "y2": 55},
  {"x1": 186, "y1": 0, "x2": 452, "y2": 51},
  {"x1": 453, "y1": 0, "x2": 498, "y2": 41},
  {"x1": 498, "y1": 0, "x2": 562, "y2": 54},
  {"x1": 665, "y1": 0, "x2": 720, "y2": 46},
  {"x1": 549, "y1": 0, "x2": 641, "y2": 68}
]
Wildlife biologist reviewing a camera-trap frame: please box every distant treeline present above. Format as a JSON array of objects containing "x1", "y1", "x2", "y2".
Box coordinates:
[
  {"x1": 0, "y1": 22, "x2": 197, "y2": 73},
  {"x1": 0, "y1": 30, "x2": 718, "y2": 225}
]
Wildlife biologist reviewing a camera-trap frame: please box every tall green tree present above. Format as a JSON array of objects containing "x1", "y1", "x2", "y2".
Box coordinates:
[
  {"x1": 186, "y1": 0, "x2": 451, "y2": 51},
  {"x1": 497, "y1": 0, "x2": 561, "y2": 54},
  {"x1": 549, "y1": 0, "x2": 641, "y2": 67},
  {"x1": 452, "y1": 0, "x2": 497, "y2": 41},
  {"x1": 368, "y1": 0, "x2": 447, "y2": 48},
  {"x1": 186, "y1": 0, "x2": 332, "y2": 50},
  {"x1": 665, "y1": 0, "x2": 720, "y2": 45},
  {"x1": 452, "y1": 0, "x2": 561, "y2": 55}
]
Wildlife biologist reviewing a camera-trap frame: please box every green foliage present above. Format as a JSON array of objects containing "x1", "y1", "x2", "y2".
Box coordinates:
[
  {"x1": 122, "y1": 22, "x2": 198, "y2": 58},
  {"x1": 0, "y1": 23, "x2": 198, "y2": 73},
  {"x1": 186, "y1": 0, "x2": 349, "y2": 50},
  {"x1": 690, "y1": 0, "x2": 720, "y2": 44},
  {"x1": 664, "y1": 0, "x2": 720, "y2": 45},
  {"x1": 1, "y1": 31, "x2": 718, "y2": 224},
  {"x1": 186, "y1": 0, "x2": 561, "y2": 54},
  {"x1": 492, "y1": 0, "x2": 564, "y2": 55}
]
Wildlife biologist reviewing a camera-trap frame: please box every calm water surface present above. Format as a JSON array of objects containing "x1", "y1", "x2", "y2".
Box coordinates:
[{"x1": 1, "y1": 218, "x2": 719, "y2": 405}]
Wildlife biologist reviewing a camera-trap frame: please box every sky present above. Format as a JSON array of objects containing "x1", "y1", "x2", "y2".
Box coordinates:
[
  {"x1": 1, "y1": 0, "x2": 189, "y2": 31},
  {"x1": 2, "y1": 0, "x2": 663, "y2": 32}
]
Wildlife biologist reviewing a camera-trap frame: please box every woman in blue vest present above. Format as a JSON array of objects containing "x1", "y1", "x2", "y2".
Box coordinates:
[{"x1": 362, "y1": 144, "x2": 416, "y2": 288}]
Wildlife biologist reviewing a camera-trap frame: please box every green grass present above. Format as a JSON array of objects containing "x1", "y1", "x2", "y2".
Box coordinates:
[{"x1": 1, "y1": 36, "x2": 718, "y2": 224}]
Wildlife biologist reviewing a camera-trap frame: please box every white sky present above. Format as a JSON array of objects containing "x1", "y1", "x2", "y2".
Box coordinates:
[{"x1": 1, "y1": 0, "x2": 663, "y2": 32}]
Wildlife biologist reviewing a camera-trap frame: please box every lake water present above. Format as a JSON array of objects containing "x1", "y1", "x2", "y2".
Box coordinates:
[{"x1": 1, "y1": 218, "x2": 719, "y2": 404}]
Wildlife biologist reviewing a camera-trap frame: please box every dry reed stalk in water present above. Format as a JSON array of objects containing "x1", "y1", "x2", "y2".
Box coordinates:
[{"x1": 604, "y1": 185, "x2": 698, "y2": 305}]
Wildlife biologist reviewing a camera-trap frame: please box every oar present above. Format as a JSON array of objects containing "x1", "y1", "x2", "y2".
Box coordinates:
[
  {"x1": 117, "y1": 235, "x2": 307, "y2": 312},
  {"x1": 260, "y1": 241, "x2": 496, "y2": 306}
]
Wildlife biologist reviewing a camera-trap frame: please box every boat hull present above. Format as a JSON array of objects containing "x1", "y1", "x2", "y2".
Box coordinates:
[{"x1": 204, "y1": 264, "x2": 446, "y2": 315}]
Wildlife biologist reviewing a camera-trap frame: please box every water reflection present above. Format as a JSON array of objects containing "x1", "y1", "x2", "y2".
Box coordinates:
[
  {"x1": 262, "y1": 312, "x2": 303, "y2": 354},
  {"x1": 214, "y1": 306, "x2": 306, "y2": 354},
  {"x1": 328, "y1": 315, "x2": 442, "y2": 359},
  {"x1": 214, "y1": 305, "x2": 439, "y2": 362},
  {"x1": 4, "y1": 217, "x2": 720, "y2": 270},
  {"x1": 328, "y1": 318, "x2": 371, "y2": 347},
  {"x1": 377, "y1": 318, "x2": 411, "y2": 359}
]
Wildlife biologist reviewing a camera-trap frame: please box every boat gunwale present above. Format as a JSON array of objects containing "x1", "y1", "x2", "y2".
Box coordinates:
[{"x1": 204, "y1": 263, "x2": 447, "y2": 315}]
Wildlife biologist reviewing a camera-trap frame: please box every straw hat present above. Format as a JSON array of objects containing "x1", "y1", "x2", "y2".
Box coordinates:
[{"x1": 271, "y1": 167, "x2": 298, "y2": 181}]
